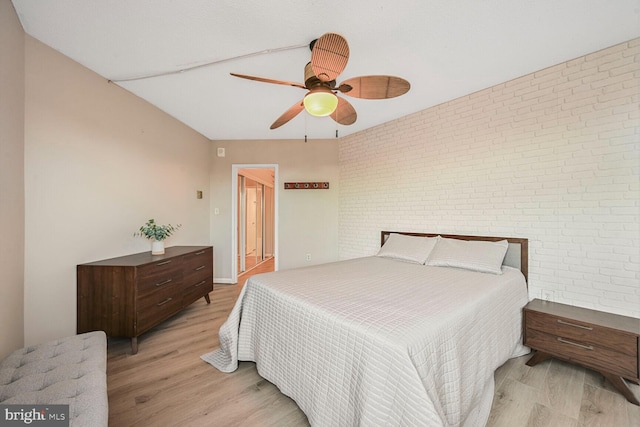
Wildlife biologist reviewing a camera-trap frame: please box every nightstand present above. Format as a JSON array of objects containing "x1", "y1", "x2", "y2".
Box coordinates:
[{"x1": 523, "y1": 299, "x2": 640, "y2": 405}]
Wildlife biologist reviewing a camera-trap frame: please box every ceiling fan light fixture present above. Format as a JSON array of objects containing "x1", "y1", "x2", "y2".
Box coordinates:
[
  {"x1": 230, "y1": 33, "x2": 410, "y2": 129},
  {"x1": 303, "y1": 88, "x2": 338, "y2": 117}
]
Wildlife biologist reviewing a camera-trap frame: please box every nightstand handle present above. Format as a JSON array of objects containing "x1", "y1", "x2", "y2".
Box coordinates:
[
  {"x1": 557, "y1": 337, "x2": 594, "y2": 350},
  {"x1": 556, "y1": 319, "x2": 592, "y2": 330}
]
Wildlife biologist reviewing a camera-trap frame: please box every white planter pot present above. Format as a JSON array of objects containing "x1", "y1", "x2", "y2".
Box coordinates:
[{"x1": 151, "y1": 240, "x2": 165, "y2": 255}]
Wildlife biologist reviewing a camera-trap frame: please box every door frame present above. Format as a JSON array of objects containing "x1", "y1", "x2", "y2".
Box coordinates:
[{"x1": 231, "y1": 164, "x2": 278, "y2": 284}]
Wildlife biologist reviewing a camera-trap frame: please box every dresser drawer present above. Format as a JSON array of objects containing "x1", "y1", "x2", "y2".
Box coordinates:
[
  {"x1": 137, "y1": 258, "x2": 183, "y2": 295},
  {"x1": 137, "y1": 281, "x2": 180, "y2": 309},
  {"x1": 525, "y1": 328, "x2": 638, "y2": 380},
  {"x1": 183, "y1": 277, "x2": 213, "y2": 305},
  {"x1": 183, "y1": 260, "x2": 212, "y2": 284},
  {"x1": 182, "y1": 255, "x2": 212, "y2": 304},
  {"x1": 136, "y1": 284, "x2": 183, "y2": 333},
  {"x1": 182, "y1": 247, "x2": 212, "y2": 270},
  {"x1": 525, "y1": 310, "x2": 637, "y2": 357},
  {"x1": 183, "y1": 263, "x2": 211, "y2": 284},
  {"x1": 183, "y1": 261, "x2": 212, "y2": 286}
]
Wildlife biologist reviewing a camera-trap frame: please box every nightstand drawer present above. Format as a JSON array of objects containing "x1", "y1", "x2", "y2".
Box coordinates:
[
  {"x1": 523, "y1": 299, "x2": 640, "y2": 405},
  {"x1": 525, "y1": 328, "x2": 638, "y2": 380},
  {"x1": 525, "y1": 310, "x2": 637, "y2": 357}
]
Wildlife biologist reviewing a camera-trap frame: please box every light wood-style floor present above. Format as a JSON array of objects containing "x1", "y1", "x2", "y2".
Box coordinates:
[{"x1": 107, "y1": 261, "x2": 639, "y2": 426}]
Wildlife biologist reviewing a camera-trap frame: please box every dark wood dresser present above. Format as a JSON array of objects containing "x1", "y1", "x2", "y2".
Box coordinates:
[
  {"x1": 77, "y1": 246, "x2": 213, "y2": 354},
  {"x1": 524, "y1": 298, "x2": 639, "y2": 405}
]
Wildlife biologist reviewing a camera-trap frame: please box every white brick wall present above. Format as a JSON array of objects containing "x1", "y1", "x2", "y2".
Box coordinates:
[{"x1": 338, "y1": 39, "x2": 640, "y2": 317}]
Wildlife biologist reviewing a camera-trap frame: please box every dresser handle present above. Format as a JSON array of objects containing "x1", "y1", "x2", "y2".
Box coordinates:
[
  {"x1": 194, "y1": 265, "x2": 205, "y2": 271},
  {"x1": 157, "y1": 297, "x2": 172, "y2": 306},
  {"x1": 156, "y1": 260, "x2": 172, "y2": 266},
  {"x1": 557, "y1": 337, "x2": 594, "y2": 350},
  {"x1": 556, "y1": 319, "x2": 593, "y2": 330},
  {"x1": 195, "y1": 251, "x2": 205, "y2": 255},
  {"x1": 155, "y1": 278, "x2": 172, "y2": 287},
  {"x1": 195, "y1": 280, "x2": 207, "y2": 287}
]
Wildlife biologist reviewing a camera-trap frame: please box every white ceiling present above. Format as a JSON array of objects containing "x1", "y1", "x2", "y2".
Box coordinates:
[{"x1": 11, "y1": 0, "x2": 640, "y2": 141}]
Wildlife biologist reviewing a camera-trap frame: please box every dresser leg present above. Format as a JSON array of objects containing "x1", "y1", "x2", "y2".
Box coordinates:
[
  {"x1": 131, "y1": 337, "x2": 138, "y2": 355},
  {"x1": 525, "y1": 350, "x2": 552, "y2": 367},
  {"x1": 204, "y1": 294, "x2": 211, "y2": 304},
  {"x1": 601, "y1": 372, "x2": 640, "y2": 406}
]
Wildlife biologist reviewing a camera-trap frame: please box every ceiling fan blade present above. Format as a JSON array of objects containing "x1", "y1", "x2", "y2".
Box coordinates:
[
  {"x1": 338, "y1": 75, "x2": 410, "y2": 99},
  {"x1": 270, "y1": 100, "x2": 305, "y2": 129},
  {"x1": 230, "y1": 73, "x2": 306, "y2": 89},
  {"x1": 330, "y1": 97, "x2": 357, "y2": 126},
  {"x1": 311, "y1": 33, "x2": 350, "y2": 82}
]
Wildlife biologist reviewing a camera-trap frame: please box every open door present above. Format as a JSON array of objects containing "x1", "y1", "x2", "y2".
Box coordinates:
[{"x1": 235, "y1": 167, "x2": 276, "y2": 279}]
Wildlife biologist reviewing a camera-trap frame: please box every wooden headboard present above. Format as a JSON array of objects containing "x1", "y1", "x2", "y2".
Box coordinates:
[{"x1": 381, "y1": 231, "x2": 529, "y2": 283}]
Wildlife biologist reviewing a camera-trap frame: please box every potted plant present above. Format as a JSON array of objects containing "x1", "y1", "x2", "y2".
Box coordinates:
[{"x1": 134, "y1": 218, "x2": 181, "y2": 255}]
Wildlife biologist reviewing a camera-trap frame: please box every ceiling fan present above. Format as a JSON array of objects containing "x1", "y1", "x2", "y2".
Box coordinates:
[{"x1": 230, "y1": 32, "x2": 411, "y2": 129}]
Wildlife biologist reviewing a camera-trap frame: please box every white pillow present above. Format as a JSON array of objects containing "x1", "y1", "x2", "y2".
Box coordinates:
[
  {"x1": 377, "y1": 233, "x2": 438, "y2": 265},
  {"x1": 426, "y1": 237, "x2": 509, "y2": 274}
]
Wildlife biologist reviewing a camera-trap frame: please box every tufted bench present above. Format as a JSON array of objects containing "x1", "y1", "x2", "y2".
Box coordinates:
[{"x1": 0, "y1": 331, "x2": 108, "y2": 427}]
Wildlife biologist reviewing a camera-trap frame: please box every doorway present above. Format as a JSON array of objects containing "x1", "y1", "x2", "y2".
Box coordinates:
[{"x1": 233, "y1": 165, "x2": 277, "y2": 283}]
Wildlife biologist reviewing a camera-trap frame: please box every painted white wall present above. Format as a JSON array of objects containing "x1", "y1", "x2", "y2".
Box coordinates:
[
  {"x1": 0, "y1": 0, "x2": 25, "y2": 358},
  {"x1": 23, "y1": 36, "x2": 212, "y2": 346},
  {"x1": 338, "y1": 39, "x2": 640, "y2": 318},
  {"x1": 211, "y1": 140, "x2": 339, "y2": 282}
]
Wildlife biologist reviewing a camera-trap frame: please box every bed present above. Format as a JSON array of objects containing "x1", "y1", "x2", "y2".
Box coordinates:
[{"x1": 202, "y1": 232, "x2": 530, "y2": 426}]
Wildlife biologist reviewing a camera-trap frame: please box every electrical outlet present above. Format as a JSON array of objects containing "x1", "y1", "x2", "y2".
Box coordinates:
[
  {"x1": 541, "y1": 290, "x2": 554, "y2": 302},
  {"x1": 305, "y1": 253, "x2": 311, "y2": 262}
]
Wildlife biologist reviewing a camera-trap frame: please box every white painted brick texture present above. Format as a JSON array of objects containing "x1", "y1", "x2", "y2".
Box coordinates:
[{"x1": 338, "y1": 39, "x2": 640, "y2": 317}]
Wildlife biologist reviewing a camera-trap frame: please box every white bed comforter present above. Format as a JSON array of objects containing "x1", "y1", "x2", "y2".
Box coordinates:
[{"x1": 202, "y1": 257, "x2": 529, "y2": 426}]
